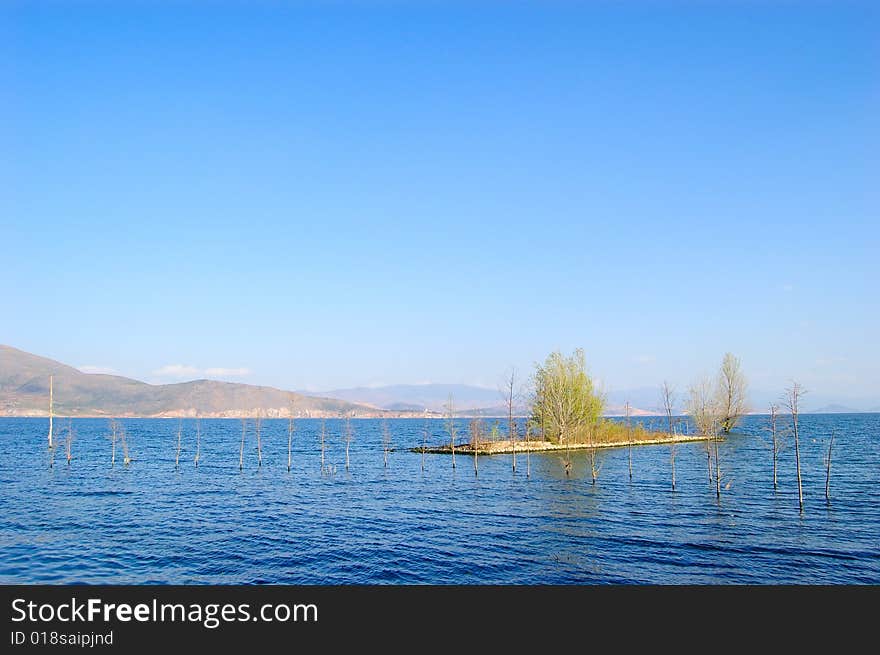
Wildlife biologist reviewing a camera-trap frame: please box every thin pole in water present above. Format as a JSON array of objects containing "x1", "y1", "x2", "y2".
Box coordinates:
[
  {"x1": 239, "y1": 417, "x2": 245, "y2": 472},
  {"x1": 825, "y1": 429, "x2": 835, "y2": 502},
  {"x1": 421, "y1": 420, "x2": 428, "y2": 472},
  {"x1": 288, "y1": 411, "x2": 295, "y2": 473},
  {"x1": 48, "y1": 375, "x2": 54, "y2": 449},
  {"x1": 175, "y1": 418, "x2": 181, "y2": 471}
]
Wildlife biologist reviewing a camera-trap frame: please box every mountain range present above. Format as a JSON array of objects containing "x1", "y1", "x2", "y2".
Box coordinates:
[
  {"x1": 303, "y1": 384, "x2": 506, "y2": 413},
  {"x1": 1, "y1": 345, "x2": 877, "y2": 418},
  {"x1": 0, "y1": 345, "x2": 377, "y2": 418}
]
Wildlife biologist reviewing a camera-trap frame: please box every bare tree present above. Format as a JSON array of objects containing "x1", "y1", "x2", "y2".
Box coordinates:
[
  {"x1": 469, "y1": 417, "x2": 483, "y2": 476},
  {"x1": 687, "y1": 377, "x2": 719, "y2": 486},
  {"x1": 825, "y1": 429, "x2": 835, "y2": 502},
  {"x1": 769, "y1": 404, "x2": 780, "y2": 489},
  {"x1": 194, "y1": 417, "x2": 201, "y2": 468},
  {"x1": 500, "y1": 368, "x2": 518, "y2": 472},
  {"x1": 344, "y1": 413, "x2": 354, "y2": 472},
  {"x1": 661, "y1": 381, "x2": 676, "y2": 491},
  {"x1": 255, "y1": 413, "x2": 263, "y2": 468},
  {"x1": 120, "y1": 424, "x2": 132, "y2": 466},
  {"x1": 320, "y1": 418, "x2": 326, "y2": 474},
  {"x1": 560, "y1": 448, "x2": 573, "y2": 478},
  {"x1": 65, "y1": 419, "x2": 74, "y2": 466},
  {"x1": 382, "y1": 418, "x2": 392, "y2": 468},
  {"x1": 175, "y1": 418, "x2": 182, "y2": 471},
  {"x1": 715, "y1": 352, "x2": 749, "y2": 434},
  {"x1": 109, "y1": 419, "x2": 120, "y2": 468},
  {"x1": 784, "y1": 382, "x2": 806, "y2": 512},
  {"x1": 536, "y1": 387, "x2": 545, "y2": 447},
  {"x1": 712, "y1": 417, "x2": 722, "y2": 499},
  {"x1": 421, "y1": 419, "x2": 428, "y2": 472},
  {"x1": 444, "y1": 395, "x2": 457, "y2": 470},
  {"x1": 239, "y1": 417, "x2": 246, "y2": 471},
  {"x1": 48, "y1": 375, "x2": 54, "y2": 449},
  {"x1": 524, "y1": 419, "x2": 531, "y2": 479},
  {"x1": 587, "y1": 422, "x2": 600, "y2": 485},
  {"x1": 624, "y1": 400, "x2": 633, "y2": 481},
  {"x1": 288, "y1": 403, "x2": 296, "y2": 473}
]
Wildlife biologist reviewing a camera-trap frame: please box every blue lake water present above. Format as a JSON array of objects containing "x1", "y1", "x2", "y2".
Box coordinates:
[{"x1": 0, "y1": 414, "x2": 878, "y2": 584}]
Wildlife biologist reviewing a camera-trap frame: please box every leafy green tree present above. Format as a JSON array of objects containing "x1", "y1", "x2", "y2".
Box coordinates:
[{"x1": 531, "y1": 349, "x2": 604, "y2": 444}]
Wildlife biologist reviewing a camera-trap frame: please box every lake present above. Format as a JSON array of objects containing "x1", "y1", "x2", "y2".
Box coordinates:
[{"x1": 1, "y1": 414, "x2": 878, "y2": 584}]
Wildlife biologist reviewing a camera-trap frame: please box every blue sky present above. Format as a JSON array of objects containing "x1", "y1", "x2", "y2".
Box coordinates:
[{"x1": 2, "y1": 1, "x2": 878, "y2": 401}]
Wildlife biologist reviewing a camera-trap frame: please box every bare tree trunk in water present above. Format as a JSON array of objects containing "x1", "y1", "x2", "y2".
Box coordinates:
[
  {"x1": 661, "y1": 381, "x2": 676, "y2": 492},
  {"x1": 48, "y1": 375, "x2": 54, "y2": 449},
  {"x1": 194, "y1": 417, "x2": 201, "y2": 468},
  {"x1": 320, "y1": 418, "x2": 326, "y2": 474},
  {"x1": 589, "y1": 425, "x2": 598, "y2": 485},
  {"x1": 382, "y1": 419, "x2": 391, "y2": 469},
  {"x1": 500, "y1": 369, "x2": 517, "y2": 473},
  {"x1": 239, "y1": 418, "x2": 245, "y2": 471},
  {"x1": 469, "y1": 418, "x2": 482, "y2": 477},
  {"x1": 769, "y1": 404, "x2": 779, "y2": 490},
  {"x1": 624, "y1": 401, "x2": 633, "y2": 481},
  {"x1": 444, "y1": 395, "x2": 457, "y2": 470},
  {"x1": 785, "y1": 383, "x2": 805, "y2": 512},
  {"x1": 65, "y1": 419, "x2": 73, "y2": 466},
  {"x1": 175, "y1": 418, "x2": 181, "y2": 471},
  {"x1": 288, "y1": 404, "x2": 295, "y2": 473},
  {"x1": 714, "y1": 420, "x2": 721, "y2": 500},
  {"x1": 421, "y1": 419, "x2": 428, "y2": 472},
  {"x1": 525, "y1": 421, "x2": 531, "y2": 479},
  {"x1": 825, "y1": 429, "x2": 835, "y2": 502},
  {"x1": 110, "y1": 419, "x2": 118, "y2": 468},
  {"x1": 706, "y1": 440, "x2": 712, "y2": 485},
  {"x1": 344, "y1": 413, "x2": 353, "y2": 472},
  {"x1": 473, "y1": 431, "x2": 478, "y2": 477},
  {"x1": 120, "y1": 424, "x2": 131, "y2": 466},
  {"x1": 255, "y1": 414, "x2": 262, "y2": 468}
]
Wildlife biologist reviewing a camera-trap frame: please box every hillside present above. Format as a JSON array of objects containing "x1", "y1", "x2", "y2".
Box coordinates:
[{"x1": 0, "y1": 345, "x2": 381, "y2": 418}]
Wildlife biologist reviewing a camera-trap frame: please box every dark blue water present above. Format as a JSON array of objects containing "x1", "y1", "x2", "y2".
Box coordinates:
[{"x1": 0, "y1": 415, "x2": 878, "y2": 584}]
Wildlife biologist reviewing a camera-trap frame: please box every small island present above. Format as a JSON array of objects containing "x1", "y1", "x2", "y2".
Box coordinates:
[
  {"x1": 415, "y1": 431, "x2": 710, "y2": 456},
  {"x1": 411, "y1": 349, "x2": 739, "y2": 489}
]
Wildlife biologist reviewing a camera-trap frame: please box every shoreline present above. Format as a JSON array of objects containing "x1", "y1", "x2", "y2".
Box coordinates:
[{"x1": 412, "y1": 433, "x2": 714, "y2": 455}]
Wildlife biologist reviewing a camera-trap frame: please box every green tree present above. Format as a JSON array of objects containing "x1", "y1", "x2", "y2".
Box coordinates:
[{"x1": 531, "y1": 349, "x2": 605, "y2": 444}]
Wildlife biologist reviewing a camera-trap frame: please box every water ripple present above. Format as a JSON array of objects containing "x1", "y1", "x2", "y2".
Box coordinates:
[{"x1": 0, "y1": 415, "x2": 878, "y2": 584}]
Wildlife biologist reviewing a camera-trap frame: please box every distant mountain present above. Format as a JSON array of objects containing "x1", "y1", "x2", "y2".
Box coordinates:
[
  {"x1": 305, "y1": 383, "x2": 505, "y2": 412},
  {"x1": 808, "y1": 404, "x2": 862, "y2": 414},
  {"x1": 0, "y1": 345, "x2": 378, "y2": 418},
  {"x1": 310, "y1": 381, "x2": 880, "y2": 418},
  {"x1": 606, "y1": 387, "x2": 880, "y2": 416},
  {"x1": 604, "y1": 387, "x2": 683, "y2": 415},
  {"x1": 5, "y1": 345, "x2": 876, "y2": 419},
  {"x1": 311, "y1": 384, "x2": 662, "y2": 417}
]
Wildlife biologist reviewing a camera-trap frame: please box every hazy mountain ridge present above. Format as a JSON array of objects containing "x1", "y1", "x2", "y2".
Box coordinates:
[
  {"x1": 2, "y1": 346, "x2": 876, "y2": 418},
  {"x1": 304, "y1": 383, "x2": 504, "y2": 412},
  {"x1": 809, "y1": 404, "x2": 865, "y2": 414},
  {"x1": 311, "y1": 384, "x2": 657, "y2": 417},
  {"x1": 315, "y1": 383, "x2": 879, "y2": 417},
  {"x1": 0, "y1": 345, "x2": 382, "y2": 418}
]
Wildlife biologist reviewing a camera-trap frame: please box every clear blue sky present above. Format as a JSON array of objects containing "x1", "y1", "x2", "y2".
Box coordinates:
[{"x1": 3, "y1": 1, "x2": 878, "y2": 401}]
